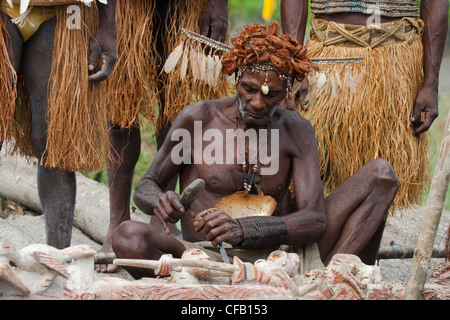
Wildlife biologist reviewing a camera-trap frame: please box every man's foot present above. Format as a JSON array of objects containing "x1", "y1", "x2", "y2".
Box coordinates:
[{"x1": 95, "y1": 242, "x2": 118, "y2": 273}]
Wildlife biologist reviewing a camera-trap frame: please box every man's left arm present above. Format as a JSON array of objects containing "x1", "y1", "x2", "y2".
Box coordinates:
[
  {"x1": 280, "y1": 118, "x2": 327, "y2": 247},
  {"x1": 88, "y1": 0, "x2": 118, "y2": 83},
  {"x1": 412, "y1": 0, "x2": 449, "y2": 135},
  {"x1": 200, "y1": 0, "x2": 228, "y2": 43}
]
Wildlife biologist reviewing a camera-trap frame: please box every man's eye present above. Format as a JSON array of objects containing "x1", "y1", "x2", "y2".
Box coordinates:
[
  {"x1": 268, "y1": 91, "x2": 280, "y2": 98},
  {"x1": 243, "y1": 85, "x2": 256, "y2": 93}
]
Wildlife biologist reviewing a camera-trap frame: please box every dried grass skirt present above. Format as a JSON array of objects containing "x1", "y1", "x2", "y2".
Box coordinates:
[
  {"x1": 1, "y1": 0, "x2": 227, "y2": 171},
  {"x1": 301, "y1": 18, "x2": 429, "y2": 211}
]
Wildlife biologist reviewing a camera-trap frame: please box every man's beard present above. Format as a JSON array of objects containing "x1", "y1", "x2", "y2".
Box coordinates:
[{"x1": 237, "y1": 93, "x2": 280, "y2": 126}]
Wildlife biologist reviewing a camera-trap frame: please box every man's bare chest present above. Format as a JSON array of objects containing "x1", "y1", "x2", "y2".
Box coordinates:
[
  {"x1": 193, "y1": 160, "x2": 289, "y2": 201},
  {"x1": 173, "y1": 120, "x2": 290, "y2": 198}
]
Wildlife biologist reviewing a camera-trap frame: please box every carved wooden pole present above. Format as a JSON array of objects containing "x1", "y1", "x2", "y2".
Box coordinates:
[{"x1": 404, "y1": 112, "x2": 450, "y2": 300}]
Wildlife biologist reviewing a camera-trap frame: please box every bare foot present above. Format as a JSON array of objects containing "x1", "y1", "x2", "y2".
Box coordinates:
[{"x1": 95, "y1": 237, "x2": 118, "y2": 273}]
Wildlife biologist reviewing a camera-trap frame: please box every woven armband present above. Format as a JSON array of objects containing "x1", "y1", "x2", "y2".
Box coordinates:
[{"x1": 235, "y1": 216, "x2": 287, "y2": 250}]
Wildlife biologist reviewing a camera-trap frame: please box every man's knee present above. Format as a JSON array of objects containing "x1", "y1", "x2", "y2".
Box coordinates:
[
  {"x1": 111, "y1": 220, "x2": 154, "y2": 257},
  {"x1": 30, "y1": 129, "x2": 47, "y2": 158},
  {"x1": 369, "y1": 159, "x2": 399, "y2": 193},
  {"x1": 111, "y1": 220, "x2": 136, "y2": 251}
]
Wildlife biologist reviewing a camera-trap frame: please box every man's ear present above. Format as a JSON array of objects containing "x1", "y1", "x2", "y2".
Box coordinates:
[
  {"x1": 297, "y1": 78, "x2": 309, "y2": 110},
  {"x1": 279, "y1": 96, "x2": 297, "y2": 111}
]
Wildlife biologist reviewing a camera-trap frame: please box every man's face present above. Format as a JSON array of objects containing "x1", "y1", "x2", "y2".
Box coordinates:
[{"x1": 236, "y1": 69, "x2": 286, "y2": 126}]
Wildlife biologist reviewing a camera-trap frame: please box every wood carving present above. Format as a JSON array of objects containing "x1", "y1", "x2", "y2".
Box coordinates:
[{"x1": 3, "y1": 242, "x2": 446, "y2": 300}]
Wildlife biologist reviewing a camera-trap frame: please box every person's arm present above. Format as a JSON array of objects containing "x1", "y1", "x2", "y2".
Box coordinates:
[
  {"x1": 280, "y1": 115, "x2": 327, "y2": 246},
  {"x1": 200, "y1": 0, "x2": 228, "y2": 43},
  {"x1": 280, "y1": 0, "x2": 309, "y2": 108},
  {"x1": 411, "y1": 0, "x2": 449, "y2": 135},
  {"x1": 88, "y1": 0, "x2": 118, "y2": 83},
  {"x1": 280, "y1": 0, "x2": 309, "y2": 45},
  {"x1": 133, "y1": 104, "x2": 200, "y2": 233}
]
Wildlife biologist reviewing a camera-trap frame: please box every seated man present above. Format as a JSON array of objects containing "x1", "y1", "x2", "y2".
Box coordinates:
[{"x1": 112, "y1": 22, "x2": 399, "y2": 279}]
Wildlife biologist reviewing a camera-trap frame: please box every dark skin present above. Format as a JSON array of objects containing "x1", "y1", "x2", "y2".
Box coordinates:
[
  {"x1": 96, "y1": 0, "x2": 228, "y2": 273},
  {"x1": 2, "y1": 0, "x2": 117, "y2": 249},
  {"x1": 280, "y1": 0, "x2": 449, "y2": 135},
  {"x1": 112, "y1": 70, "x2": 399, "y2": 279},
  {"x1": 88, "y1": 1, "x2": 118, "y2": 83}
]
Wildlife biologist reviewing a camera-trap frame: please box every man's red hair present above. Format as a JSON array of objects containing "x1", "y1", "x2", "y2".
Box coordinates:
[{"x1": 222, "y1": 21, "x2": 313, "y2": 81}]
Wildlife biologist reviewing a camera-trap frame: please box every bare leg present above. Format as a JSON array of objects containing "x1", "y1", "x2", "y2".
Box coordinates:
[
  {"x1": 37, "y1": 165, "x2": 76, "y2": 249},
  {"x1": 99, "y1": 1, "x2": 177, "y2": 272},
  {"x1": 112, "y1": 220, "x2": 186, "y2": 278},
  {"x1": 96, "y1": 124, "x2": 141, "y2": 272},
  {"x1": 101, "y1": 123, "x2": 180, "y2": 273},
  {"x1": 318, "y1": 158, "x2": 399, "y2": 265},
  {"x1": 21, "y1": 18, "x2": 76, "y2": 249}
]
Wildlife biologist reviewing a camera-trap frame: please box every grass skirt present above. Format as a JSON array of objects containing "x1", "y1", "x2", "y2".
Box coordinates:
[
  {"x1": 1, "y1": 5, "x2": 108, "y2": 170},
  {"x1": 108, "y1": 0, "x2": 230, "y2": 133},
  {"x1": 0, "y1": 14, "x2": 16, "y2": 144},
  {"x1": 301, "y1": 18, "x2": 430, "y2": 211},
  {"x1": 155, "y1": 0, "x2": 230, "y2": 130},
  {"x1": 44, "y1": 5, "x2": 108, "y2": 171},
  {"x1": 106, "y1": 0, "x2": 157, "y2": 130},
  {"x1": 1, "y1": 0, "x2": 228, "y2": 171}
]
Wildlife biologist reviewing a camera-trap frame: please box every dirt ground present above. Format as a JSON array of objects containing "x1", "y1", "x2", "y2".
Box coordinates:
[{"x1": 379, "y1": 206, "x2": 449, "y2": 282}]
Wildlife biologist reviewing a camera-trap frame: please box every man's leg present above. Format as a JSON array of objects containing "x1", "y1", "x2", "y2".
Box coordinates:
[
  {"x1": 112, "y1": 220, "x2": 186, "y2": 278},
  {"x1": 99, "y1": 0, "x2": 177, "y2": 272},
  {"x1": 318, "y1": 158, "x2": 399, "y2": 265},
  {"x1": 22, "y1": 18, "x2": 76, "y2": 249},
  {"x1": 96, "y1": 123, "x2": 141, "y2": 272}
]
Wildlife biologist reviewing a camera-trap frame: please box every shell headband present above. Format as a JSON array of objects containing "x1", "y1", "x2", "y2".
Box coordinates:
[
  {"x1": 236, "y1": 63, "x2": 294, "y2": 96},
  {"x1": 163, "y1": 28, "x2": 363, "y2": 98}
]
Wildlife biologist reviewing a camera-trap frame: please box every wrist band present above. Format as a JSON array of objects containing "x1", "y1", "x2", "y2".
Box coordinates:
[{"x1": 235, "y1": 216, "x2": 287, "y2": 250}]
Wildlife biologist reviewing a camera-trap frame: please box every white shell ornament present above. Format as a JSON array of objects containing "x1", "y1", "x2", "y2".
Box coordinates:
[{"x1": 261, "y1": 83, "x2": 269, "y2": 95}]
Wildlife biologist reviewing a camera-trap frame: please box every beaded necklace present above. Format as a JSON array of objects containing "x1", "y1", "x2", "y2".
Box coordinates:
[{"x1": 235, "y1": 109, "x2": 268, "y2": 195}]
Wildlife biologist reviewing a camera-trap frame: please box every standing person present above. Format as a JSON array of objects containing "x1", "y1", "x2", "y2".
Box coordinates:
[
  {"x1": 111, "y1": 22, "x2": 399, "y2": 279},
  {"x1": 96, "y1": 0, "x2": 229, "y2": 273},
  {"x1": 281, "y1": 0, "x2": 448, "y2": 210},
  {"x1": 0, "y1": 1, "x2": 117, "y2": 248}
]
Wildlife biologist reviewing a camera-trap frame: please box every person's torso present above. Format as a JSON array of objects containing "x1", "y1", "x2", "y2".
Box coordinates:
[{"x1": 176, "y1": 100, "x2": 299, "y2": 241}]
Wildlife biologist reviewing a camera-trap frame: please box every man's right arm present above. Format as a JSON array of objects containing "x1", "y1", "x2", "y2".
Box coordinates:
[
  {"x1": 133, "y1": 103, "x2": 205, "y2": 232},
  {"x1": 134, "y1": 169, "x2": 185, "y2": 234},
  {"x1": 411, "y1": 0, "x2": 449, "y2": 135},
  {"x1": 133, "y1": 171, "x2": 165, "y2": 216},
  {"x1": 133, "y1": 106, "x2": 197, "y2": 214}
]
